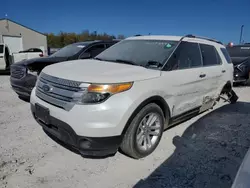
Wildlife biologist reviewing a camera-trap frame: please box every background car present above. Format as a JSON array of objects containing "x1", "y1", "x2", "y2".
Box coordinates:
[
  {"x1": 0, "y1": 45, "x2": 44, "y2": 73},
  {"x1": 10, "y1": 40, "x2": 120, "y2": 100},
  {"x1": 226, "y1": 43, "x2": 250, "y2": 85}
]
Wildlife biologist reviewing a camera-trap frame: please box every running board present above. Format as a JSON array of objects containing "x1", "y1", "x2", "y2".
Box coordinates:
[{"x1": 168, "y1": 107, "x2": 201, "y2": 128}]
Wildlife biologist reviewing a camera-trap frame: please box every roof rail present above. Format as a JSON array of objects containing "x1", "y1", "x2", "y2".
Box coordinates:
[{"x1": 185, "y1": 34, "x2": 223, "y2": 45}]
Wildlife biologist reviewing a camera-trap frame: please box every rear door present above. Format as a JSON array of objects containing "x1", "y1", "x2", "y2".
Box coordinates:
[
  {"x1": 161, "y1": 41, "x2": 205, "y2": 116},
  {"x1": 0, "y1": 44, "x2": 5, "y2": 69},
  {"x1": 198, "y1": 43, "x2": 224, "y2": 109},
  {"x1": 219, "y1": 47, "x2": 234, "y2": 84}
]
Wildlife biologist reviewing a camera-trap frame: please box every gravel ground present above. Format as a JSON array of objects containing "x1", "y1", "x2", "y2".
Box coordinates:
[{"x1": 1, "y1": 75, "x2": 250, "y2": 188}]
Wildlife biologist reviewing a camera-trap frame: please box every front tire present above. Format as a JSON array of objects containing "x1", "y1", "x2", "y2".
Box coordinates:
[{"x1": 120, "y1": 103, "x2": 165, "y2": 159}]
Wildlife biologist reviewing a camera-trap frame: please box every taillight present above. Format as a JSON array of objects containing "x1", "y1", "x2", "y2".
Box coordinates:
[{"x1": 39, "y1": 53, "x2": 43, "y2": 57}]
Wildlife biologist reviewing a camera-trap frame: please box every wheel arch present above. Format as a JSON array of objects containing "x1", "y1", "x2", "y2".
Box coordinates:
[{"x1": 121, "y1": 95, "x2": 171, "y2": 135}]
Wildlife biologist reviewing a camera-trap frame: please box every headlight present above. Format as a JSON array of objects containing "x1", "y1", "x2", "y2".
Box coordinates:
[{"x1": 78, "y1": 82, "x2": 133, "y2": 104}]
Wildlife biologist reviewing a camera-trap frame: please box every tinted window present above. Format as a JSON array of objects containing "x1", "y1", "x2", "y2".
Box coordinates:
[
  {"x1": 86, "y1": 44, "x2": 106, "y2": 57},
  {"x1": 200, "y1": 44, "x2": 219, "y2": 66},
  {"x1": 19, "y1": 48, "x2": 43, "y2": 53},
  {"x1": 226, "y1": 45, "x2": 250, "y2": 57},
  {"x1": 30, "y1": 48, "x2": 43, "y2": 53},
  {"x1": 0, "y1": 45, "x2": 3, "y2": 53},
  {"x1": 50, "y1": 43, "x2": 88, "y2": 57},
  {"x1": 220, "y1": 48, "x2": 232, "y2": 64},
  {"x1": 96, "y1": 40, "x2": 178, "y2": 67},
  {"x1": 87, "y1": 44, "x2": 105, "y2": 51},
  {"x1": 164, "y1": 42, "x2": 202, "y2": 71}
]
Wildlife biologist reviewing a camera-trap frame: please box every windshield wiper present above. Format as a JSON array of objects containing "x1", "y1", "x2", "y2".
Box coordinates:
[
  {"x1": 93, "y1": 57, "x2": 110, "y2": 61},
  {"x1": 145, "y1": 61, "x2": 162, "y2": 68},
  {"x1": 114, "y1": 59, "x2": 142, "y2": 66}
]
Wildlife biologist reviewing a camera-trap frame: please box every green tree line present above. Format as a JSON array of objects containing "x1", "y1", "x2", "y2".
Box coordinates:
[{"x1": 45, "y1": 30, "x2": 125, "y2": 48}]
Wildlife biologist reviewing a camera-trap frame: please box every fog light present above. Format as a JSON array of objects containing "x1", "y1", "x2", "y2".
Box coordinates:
[{"x1": 79, "y1": 140, "x2": 91, "y2": 149}]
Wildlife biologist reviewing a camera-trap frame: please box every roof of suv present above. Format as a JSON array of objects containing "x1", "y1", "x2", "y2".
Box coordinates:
[
  {"x1": 126, "y1": 35, "x2": 224, "y2": 47},
  {"x1": 127, "y1": 35, "x2": 183, "y2": 41}
]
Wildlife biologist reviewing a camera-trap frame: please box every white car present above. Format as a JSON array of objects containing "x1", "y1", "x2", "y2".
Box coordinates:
[
  {"x1": 30, "y1": 35, "x2": 238, "y2": 159},
  {"x1": 0, "y1": 43, "x2": 43, "y2": 71}
]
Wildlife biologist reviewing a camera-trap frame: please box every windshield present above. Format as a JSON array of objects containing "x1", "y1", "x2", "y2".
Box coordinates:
[
  {"x1": 96, "y1": 39, "x2": 178, "y2": 67},
  {"x1": 50, "y1": 43, "x2": 90, "y2": 57},
  {"x1": 0, "y1": 45, "x2": 3, "y2": 53}
]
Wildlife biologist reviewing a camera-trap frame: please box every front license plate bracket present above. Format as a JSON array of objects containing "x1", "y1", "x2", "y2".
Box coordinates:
[{"x1": 35, "y1": 103, "x2": 50, "y2": 125}]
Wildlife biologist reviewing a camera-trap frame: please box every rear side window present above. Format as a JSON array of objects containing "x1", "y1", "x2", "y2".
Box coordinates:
[
  {"x1": 200, "y1": 44, "x2": 220, "y2": 66},
  {"x1": 86, "y1": 44, "x2": 106, "y2": 57},
  {"x1": 87, "y1": 44, "x2": 106, "y2": 52},
  {"x1": 164, "y1": 41, "x2": 202, "y2": 70},
  {"x1": 220, "y1": 48, "x2": 232, "y2": 64}
]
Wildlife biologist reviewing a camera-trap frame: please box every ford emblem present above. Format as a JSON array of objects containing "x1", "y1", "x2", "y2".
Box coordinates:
[{"x1": 42, "y1": 84, "x2": 52, "y2": 93}]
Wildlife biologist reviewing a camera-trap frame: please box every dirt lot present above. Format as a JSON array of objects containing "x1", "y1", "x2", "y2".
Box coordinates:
[{"x1": 1, "y1": 75, "x2": 250, "y2": 188}]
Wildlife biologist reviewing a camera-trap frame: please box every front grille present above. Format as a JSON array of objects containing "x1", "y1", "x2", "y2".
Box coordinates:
[
  {"x1": 11, "y1": 65, "x2": 26, "y2": 79},
  {"x1": 36, "y1": 72, "x2": 87, "y2": 111}
]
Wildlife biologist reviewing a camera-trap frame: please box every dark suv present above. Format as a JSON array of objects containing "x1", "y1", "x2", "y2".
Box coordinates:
[
  {"x1": 10, "y1": 40, "x2": 119, "y2": 99},
  {"x1": 227, "y1": 43, "x2": 250, "y2": 84}
]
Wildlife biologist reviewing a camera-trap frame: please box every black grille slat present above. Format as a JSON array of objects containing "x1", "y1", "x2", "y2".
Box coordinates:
[
  {"x1": 37, "y1": 87, "x2": 72, "y2": 102},
  {"x1": 36, "y1": 89, "x2": 68, "y2": 109},
  {"x1": 39, "y1": 77, "x2": 80, "y2": 92},
  {"x1": 40, "y1": 73, "x2": 82, "y2": 88}
]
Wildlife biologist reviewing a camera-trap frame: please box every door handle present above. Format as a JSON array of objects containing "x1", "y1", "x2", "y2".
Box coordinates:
[
  {"x1": 222, "y1": 70, "x2": 226, "y2": 73},
  {"x1": 199, "y1": 74, "x2": 206, "y2": 78}
]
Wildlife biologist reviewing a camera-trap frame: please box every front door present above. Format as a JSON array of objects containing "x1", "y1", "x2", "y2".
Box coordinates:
[{"x1": 162, "y1": 41, "x2": 206, "y2": 116}]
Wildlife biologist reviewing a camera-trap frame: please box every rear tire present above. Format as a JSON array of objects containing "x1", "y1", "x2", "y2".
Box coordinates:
[{"x1": 120, "y1": 103, "x2": 165, "y2": 159}]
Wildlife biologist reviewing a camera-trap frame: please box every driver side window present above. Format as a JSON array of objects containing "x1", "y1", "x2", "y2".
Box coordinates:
[
  {"x1": 163, "y1": 42, "x2": 202, "y2": 71},
  {"x1": 86, "y1": 44, "x2": 106, "y2": 57}
]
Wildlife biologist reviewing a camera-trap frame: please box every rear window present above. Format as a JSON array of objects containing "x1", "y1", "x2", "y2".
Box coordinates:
[
  {"x1": 0, "y1": 45, "x2": 3, "y2": 53},
  {"x1": 220, "y1": 48, "x2": 232, "y2": 64},
  {"x1": 200, "y1": 44, "x2": 220, "y2": 66},
  {"x1": 19, "y1": 48, "x2": 43, "y2": 53}
]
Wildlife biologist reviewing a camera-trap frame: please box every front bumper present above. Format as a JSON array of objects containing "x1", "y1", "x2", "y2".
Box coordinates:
[
  {"x1": 31, "y1": 103, "x2": 123, "y2": 157},
  {"x1": 30, "y1": 87, "x2": 134, "y2": 137},
  {"x1": 10, "y1": 74, "x2": 37, "y2": 98}
]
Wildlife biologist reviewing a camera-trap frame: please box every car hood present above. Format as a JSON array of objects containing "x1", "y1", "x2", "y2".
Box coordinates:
[
  {"x1": 42, "y1": 59, "x2": 161, "y2": 83},
  {"x1": 14, "y1": 56, "x2": 68, "y2": 66}
]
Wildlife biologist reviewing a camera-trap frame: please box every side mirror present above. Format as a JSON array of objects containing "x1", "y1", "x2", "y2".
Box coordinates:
[{"x1": 79, "y1": 52, "x2": 91, "y2": 59}]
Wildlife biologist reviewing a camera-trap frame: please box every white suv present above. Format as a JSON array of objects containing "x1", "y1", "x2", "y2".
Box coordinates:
[{"x1": 30, "y1": 35, "x2": 237, "y2": 159}]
